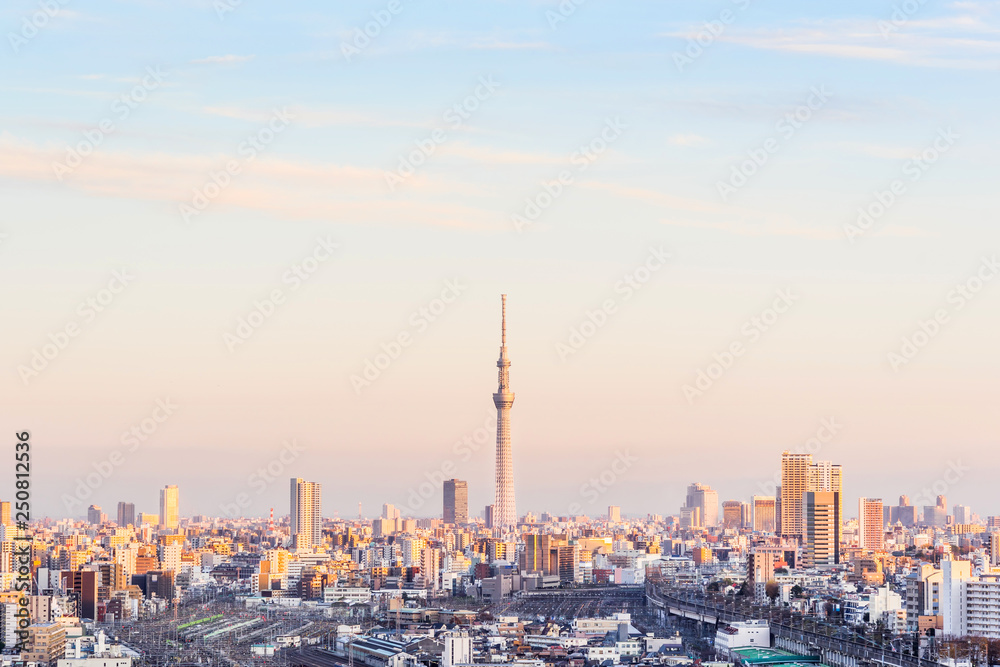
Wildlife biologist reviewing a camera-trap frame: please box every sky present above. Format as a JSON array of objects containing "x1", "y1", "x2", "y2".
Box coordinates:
[{"x1": 1, "y1": 0, "x2": 999, "y2": 521}]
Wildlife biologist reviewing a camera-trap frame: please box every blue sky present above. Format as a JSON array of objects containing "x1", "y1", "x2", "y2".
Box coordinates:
[{"x1": 2, "y1": 0, "x2": 999, "y2": 520}]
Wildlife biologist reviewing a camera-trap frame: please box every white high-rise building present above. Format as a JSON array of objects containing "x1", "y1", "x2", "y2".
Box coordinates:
[
  {"x1": 492, "y1": 295, "x2": 517, "y2": 531},
  {"x1": 290, "y1": 478, "x2": 322, "y2": 550},
  {"x1": 940, "y1": 554, "x2": 1000, "y2": 638},
  {"x1": 443, "y1": 633, "x2": 473, "y2": 667}
]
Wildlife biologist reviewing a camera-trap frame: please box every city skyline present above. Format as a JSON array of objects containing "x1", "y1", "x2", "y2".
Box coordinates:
[{"x1": 4, "y1": 2, "x2": 1000, "y2": 662}]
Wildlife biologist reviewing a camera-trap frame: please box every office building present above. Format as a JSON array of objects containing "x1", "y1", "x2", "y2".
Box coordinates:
[
  {"x1": 892, "y1": 495, "x2": 917, "y2": 527},
  {"x1": 685, "y1": 483, "x2": 718, "y2": 528},
  {"x1": 443, "y1": 480, "x2": 468, "y2": 525},
  {"x1": 522, "y1": 533, "x2": 552, "y2": 574},
  {"x1": 802, "y1": 491, "x2": 840, "y2": 566},
  {"x1": 61, "y1": 570, "x2": 98, "y2": 620},
  {"x1": 159, "y1": 485, "x2": 179, "y2": 530},
  {"x1": 492, "y1": 294, "x2": 517, "y2": 531},
  {"x1": 954, "y1": 504, "x2": 973, "y2": 525},
  {"x1": 752, "y1": 496, "x2": 776, "y2": 533},
  {"x1": 858, "y1": 498, "x2": 884, "y2": 550},
  {"x1": 87, "y1": 505, "x2": 102, "y2": 525},
  {"x1": 117, "y1": 502, "x2": 135, "y2": 528},
  {"x1": 722, "y1": 500, "x2": 749, "y2": 529},
  {"x1": 780, "y1": 453, "x2": 843, "y2": 540},
  {"x1": 0, "y1": 501, "x2": 10, "y2": 525},
  {"x1": 382, "y1": 504, "x2": 400, "y2": 521},
  {"x1": 680, "y1": 506, "x2": 701, "y2": 529},
  {"x1": 290, "y1": 478, "x2": 322, "y2": 550},
  {"x1": 923, "y1": 505, "x2": 947, "y2": 527},
  {"x1": 809, "y1": 460, "x2": 844, "y2": 532},
  {"x1": 780, "y1": 453, "x2": 811, "y2": 538}
]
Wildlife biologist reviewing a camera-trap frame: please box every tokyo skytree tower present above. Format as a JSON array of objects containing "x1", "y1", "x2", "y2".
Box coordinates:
[{"x1": 492, "y1": 294, "x2": 517, "y2": 531}]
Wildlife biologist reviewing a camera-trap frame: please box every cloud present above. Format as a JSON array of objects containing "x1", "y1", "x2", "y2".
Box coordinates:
[
  {"x1": 668, "y1": 134, "x2": 708, "y2": 147},
  {"x1": 438, "y1": 142, "x2": 566, "y2": 166},
  {"x1": 712, "y1": 14, "x2": 1000, "y2": 70},
  {"x1": 191, "y1": 54, "x2": 255, "y2": 65},
  {"x1": 201, "y1": 106, "x2": 428, "y2": 130},
  {"x1": 581, "y1": 180, "x2": 843, "y2": 240},
  {"x1": 0, "y1": 132, "x2": 500, "y2": 230}
]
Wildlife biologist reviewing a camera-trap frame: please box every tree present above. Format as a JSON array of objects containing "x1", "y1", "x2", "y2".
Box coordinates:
[
  {"x1": 765, "y1": 580, "x2": 780, "y2": 605},
  {"x1": 707, "y1": 581, "x2": 720, "y2": 593},
  {"x1": 791, "y1": 585, "x2": 804, "y2": 599}
]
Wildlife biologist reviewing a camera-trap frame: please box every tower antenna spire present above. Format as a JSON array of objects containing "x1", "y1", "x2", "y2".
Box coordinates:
[{"x1": 501, "y1": 294, "x2": 507, "y2": 346}]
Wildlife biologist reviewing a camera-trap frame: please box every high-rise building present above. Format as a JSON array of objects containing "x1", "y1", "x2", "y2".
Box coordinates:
[
  {"x1": 117, "y1": 502, "x2": 135, "y2": 528},
  {"x1": 680, "y1": 506, "x2": 701, "y2": 529},
  {"x1": 159, "y1": 485, "x2": 179, "y2": 530},
  {"x1": 990, "y1": 532, "x2": 1000, "y2": 568},
  {"x1": 382, "y1": 504, "x2": 400, "y2": 520},
  {"x1": 492, "y1": 294, "x2": 517, "y2": 531},
  {"x1": 892, "y1": 495, "x2": 917, "y2": 527},
  {"x1": 290, "y1": 478, "x2": 322, "y2": 550},
  {"x1": 608, "y1": 505, "x2": 621, "y2": 523},
  {"x1": 954, "y1": 504, "x2": 973, "y2": 524},
  {"x1": 923, "y1": 505, "x2": 947, "y2": 527},
  {"x1": 0, "y1": 501, "x2": 10, "y2": 525},
  {"x1": 858, "y1": 498, "x2": 884, "y2": 550},
  {"x1": 684, "y1": 483, "x2": 718, "y2": 527},
  {"x1": 443, "y1": 480, "x2": 468, "y2": 525},
  {"x1": 781, "y1": 453, "x2": 843, "y2": 540},
  {"x1": 802, "y1": 491, "x2": 840, "y2": 566},
  {"x1": 722, "y1": 500, "x2": 744, "y2": 529},
  {"x1": 484, "y1": 504, "x2": 494, "y2": 528},
  {"x1": 521, "y1": 533, "x2": 552, "y2": 573},
  {"x1": 87, "y1": 505, "x2": 102, "y2": 525},
  {"x1": 752, "y1": 496, "x2": 776, "y2": 532},
  {"x1": 62, "y1": 570, "x2": 98, "y2": 619},
  {"x1": 443, "y1": 633, "x2": 473, "y2": 667},
  {"x1": 780, "y1": 452, "x2": 811, "y2": 538},
  {"x1": 422, "y1": 547, "x2": 440, "y2": 590},
  {"x1": 809, "y1": 460, "x2": 843, "y2": 531}
]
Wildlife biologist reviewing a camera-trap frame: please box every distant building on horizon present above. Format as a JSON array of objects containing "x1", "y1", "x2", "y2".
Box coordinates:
[
  {"x1": 752, "y1": 496, "x2": 776, "y2": 533},
  {"x1": 159, "y1": 485, "x2": 179, "y2": 530},
  {"x1": 684, "y1": 483, "x2": 718, "y2": 528},
  {"x1": 87, "y1": 505, "x2": 102, "y2": 525},
  {"x1": 722, "y1": 500, "x2": 749, "y2": 529},
  {"x1": 117, "y1": 502, "x2": 135, "y2": 528},
  {"x1": 290, "y1": 478, "x2": 322, "y2": 550},
  {"x1": 443, "y1": 479, "x2": 468, "y2": 525},
  {"x1": 858, "y1": 497, "x2": 884, "y2": 550},
  {"x1": 608, "y1": 505, "x2": 621, "y2": 523}
]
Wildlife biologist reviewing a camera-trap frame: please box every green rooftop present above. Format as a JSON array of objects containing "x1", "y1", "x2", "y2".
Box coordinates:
[{"x1": 732, "y1": 648, "x2": 820, "y2": 665}]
